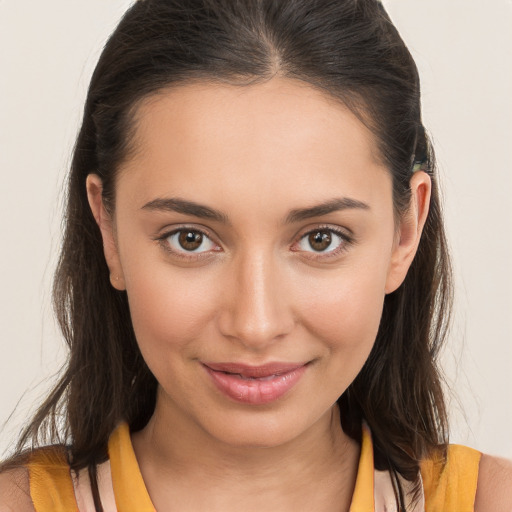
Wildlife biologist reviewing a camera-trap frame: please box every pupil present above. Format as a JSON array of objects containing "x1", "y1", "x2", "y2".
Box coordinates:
[
  {"x1": 309, "y1": 231, "x2": 331, "y2": 251},
  {"x1": 179, "y1": 231, "x2": 202, "y2": 250}
]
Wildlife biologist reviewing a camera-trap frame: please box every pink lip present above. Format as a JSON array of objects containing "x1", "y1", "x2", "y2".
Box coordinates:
[{"x1": 202, "y1": 362, "x2": 308, "y2": 405}]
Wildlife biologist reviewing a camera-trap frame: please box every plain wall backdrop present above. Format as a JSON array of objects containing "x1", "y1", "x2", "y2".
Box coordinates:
[{"x1": 1, "y1": 0, "x2": 511, "y2": 458}]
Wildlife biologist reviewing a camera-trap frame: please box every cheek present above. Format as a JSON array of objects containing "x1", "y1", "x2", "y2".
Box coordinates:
[
  {"x1": 124, "y1": 264, "x2": 222, "y2": 366},
  {"x1": 296, "y1": 257, "x2": 389, "y2": 369}
]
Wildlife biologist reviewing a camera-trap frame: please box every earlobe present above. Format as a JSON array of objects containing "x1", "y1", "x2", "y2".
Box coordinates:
[
  {"x1": 385, "y1": 171, "x2": 431, "y2": 294},
  {"x1": 86, "y1": 174, "x2": 126, "y2": 291}
]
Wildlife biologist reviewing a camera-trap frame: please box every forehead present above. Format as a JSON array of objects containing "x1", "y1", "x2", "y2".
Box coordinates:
[{"x1": 116, "y1": 78, "x2": 390, "y2": 213}]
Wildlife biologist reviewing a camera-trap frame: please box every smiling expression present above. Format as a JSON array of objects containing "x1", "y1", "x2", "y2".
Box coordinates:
[{"x1": 88, "y1": 78, "x2": 427, "y2": 448}]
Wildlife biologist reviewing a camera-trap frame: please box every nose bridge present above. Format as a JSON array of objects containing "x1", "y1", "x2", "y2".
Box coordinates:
[{"x1": 218, "y1": 248, "x2": 294, "y2": 349}]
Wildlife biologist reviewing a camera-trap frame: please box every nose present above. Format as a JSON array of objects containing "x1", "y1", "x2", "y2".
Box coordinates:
[{"x1": 217, "y1": 251, "x2": 295, "y2": 350}]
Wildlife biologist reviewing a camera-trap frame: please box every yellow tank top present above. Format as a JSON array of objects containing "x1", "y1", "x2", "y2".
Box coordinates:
[{"x1": 27, "y1": 423, "x2": 481, "y2": 511}]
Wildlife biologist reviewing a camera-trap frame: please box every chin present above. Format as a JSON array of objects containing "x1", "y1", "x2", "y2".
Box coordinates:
[{"x1": 202, "y1": 406, "x2": 331, "y2": 450}]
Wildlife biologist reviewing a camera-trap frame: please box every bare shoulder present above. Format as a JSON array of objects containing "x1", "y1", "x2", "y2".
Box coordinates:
[
  {"x1": 475, "y1": 453, "x2": 512, "y2": 512},
  {"x1": 0, "y1": 467, "x2": 35, "y2": 512}
]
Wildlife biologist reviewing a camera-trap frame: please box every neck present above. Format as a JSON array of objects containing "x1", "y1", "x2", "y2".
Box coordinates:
[{"x1": 131, "y1": 393, "x2": 360, "y2": 512}]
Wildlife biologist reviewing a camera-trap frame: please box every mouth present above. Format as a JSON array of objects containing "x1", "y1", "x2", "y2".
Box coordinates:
[{"x1": 202, "y1": 361, "x2": 308, "y2": 405}]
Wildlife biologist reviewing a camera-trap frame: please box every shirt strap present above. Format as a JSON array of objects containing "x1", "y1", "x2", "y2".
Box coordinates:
[
  {"x1": 108, "y1": 423, "x2": 156, "y2": 512},
  {"x1": 421, "y1": 444, "x2": 481, "y2": 512},
  {"x1": 27, "y1": 446, "x2": 79, "y2": 512}
]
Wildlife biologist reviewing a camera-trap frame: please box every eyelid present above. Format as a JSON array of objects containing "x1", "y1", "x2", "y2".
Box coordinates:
[
  {"x1": 154, "y1": 224, "x2": 222, "y2": 260},
  {"x1": 153, "y1": 223, "x2": 354, "y2": 262},
  {"x1": 291, "y1": 224, "x2": 354, "y2": 259}
]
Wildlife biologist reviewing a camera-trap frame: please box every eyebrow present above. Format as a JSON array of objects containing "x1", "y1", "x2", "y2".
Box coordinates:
[
  {"x1": 141, "y1": 196, "x2": 369, "y2": 224},
  {"x1": 285, "y1": 197, "x2": 370, "y2": 223},
  {"x1": 142, "y1": 197, "x2": 230, "y2": 224}
]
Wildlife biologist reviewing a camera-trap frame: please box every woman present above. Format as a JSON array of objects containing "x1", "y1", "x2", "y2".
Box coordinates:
[{"x1": 1, "y1": 0, "x2": 511, "y2": 510}]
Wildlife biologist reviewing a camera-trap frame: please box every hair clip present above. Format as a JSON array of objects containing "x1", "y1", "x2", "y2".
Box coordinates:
[{"x1": 412, "y1": 156, "x2": 428, "y2": 173}]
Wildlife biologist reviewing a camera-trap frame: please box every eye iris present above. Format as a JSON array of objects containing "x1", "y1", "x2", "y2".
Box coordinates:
[
  {"x1": 178, "y1": 231, "x2": 203, "y2": 251},
  {"x1": 308, "y1": 231, "x2": 332, "y2": 251}
]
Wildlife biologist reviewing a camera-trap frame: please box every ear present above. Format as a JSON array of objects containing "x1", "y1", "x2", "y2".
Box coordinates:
[
  {"x1": 385, "y1": 171, "x2": 431, "y2": 294},
  {"x1": 86, "y1": 174, "x2": 126, "y2": 290}
]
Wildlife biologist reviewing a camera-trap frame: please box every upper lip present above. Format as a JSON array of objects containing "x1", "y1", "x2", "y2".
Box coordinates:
[{"x1": 202, "y1": 362, "x2": 307, "y2": 378}]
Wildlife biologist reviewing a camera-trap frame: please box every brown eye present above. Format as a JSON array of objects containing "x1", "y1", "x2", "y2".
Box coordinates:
[
  {"x1": 164, "y1": 229, "x2": 217, "y2": 255},
  {"x1": 178, "y1": 230, "x2": 203, "y2": 251},
  {"x1": 308, "y1": 231, "x2": 332, "y2": 251},
  {"x1": 296, "y1": 228, "x2": 347, "y2": 256}
]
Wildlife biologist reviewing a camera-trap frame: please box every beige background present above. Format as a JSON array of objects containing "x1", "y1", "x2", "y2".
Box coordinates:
[{"x1": 1, "y1": 0, "x2": 511, "y2": 458}]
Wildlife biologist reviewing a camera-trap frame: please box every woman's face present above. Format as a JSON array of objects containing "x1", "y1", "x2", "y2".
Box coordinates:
[{"x1": 89, "y1": 78, "x2": 428, "y2": 448}]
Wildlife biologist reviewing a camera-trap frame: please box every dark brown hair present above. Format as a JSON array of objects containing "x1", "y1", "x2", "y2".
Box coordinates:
[{"x1": 3, "y1": 0, "x2": 451, "y2": 509}]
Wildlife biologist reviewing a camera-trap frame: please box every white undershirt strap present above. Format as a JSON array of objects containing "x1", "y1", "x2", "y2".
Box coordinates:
[
  {"x1": 72, "y1": 460, "x2": 117, "y2": 512},
  {"x1": 374, "y1": 468, "x2": 425, "y2": 512}
]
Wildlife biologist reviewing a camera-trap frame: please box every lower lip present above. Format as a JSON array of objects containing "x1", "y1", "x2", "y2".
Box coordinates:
[{"x1": 203, "y1": 364, "x2": 307, "y2": 405}]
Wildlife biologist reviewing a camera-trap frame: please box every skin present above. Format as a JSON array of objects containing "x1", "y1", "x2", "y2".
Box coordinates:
[
  {"x1": 1, "y1": 77, "x2": 510, "y2": 511},
  {"x1": 87, "y1": 78, "x2": 430, "y2": 511}
]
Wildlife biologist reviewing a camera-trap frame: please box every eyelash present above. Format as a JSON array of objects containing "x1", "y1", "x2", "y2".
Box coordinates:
[
  {"x1": 292, "y1": 225, "x2": 353, "y2": 260},
  {"x1": 155, "y1": 226, "x2": 220, "y2": 261},
  {"x1": 155, "y1": 225, "x2": 353, "y2": 262}
]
